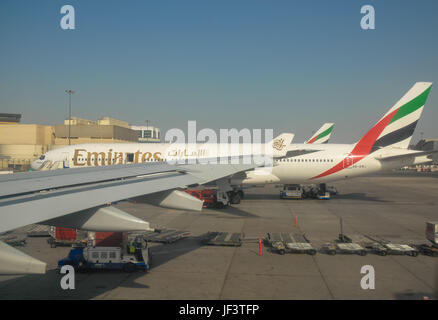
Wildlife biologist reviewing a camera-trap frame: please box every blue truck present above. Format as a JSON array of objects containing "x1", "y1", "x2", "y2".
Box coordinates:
[{"x1": 58, "y1": 239, "x2": 150, "y2": 273}]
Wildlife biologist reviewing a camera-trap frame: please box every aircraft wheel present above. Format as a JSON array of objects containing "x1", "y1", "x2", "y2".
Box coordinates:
[
  {"x1": 231, "y1": 193, "x2": 241, "y2": 204},
  {"x1": 216, "y1": 202, "x2": 224, "y2": 209},
  {"x1": 410, "y1": 251, "x2": 418, "y2": 257}
]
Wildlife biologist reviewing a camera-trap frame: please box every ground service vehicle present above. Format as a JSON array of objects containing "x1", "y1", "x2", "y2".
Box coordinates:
[
  {"x1": 280, "y1": 185, "x2": 303, "y2": 199},
  {"x1": 58, "y1": 238, "x2": 150, "y2": 272},
  {"x1": 185, "y1": 188, "x2": 243, "y2": 208}
]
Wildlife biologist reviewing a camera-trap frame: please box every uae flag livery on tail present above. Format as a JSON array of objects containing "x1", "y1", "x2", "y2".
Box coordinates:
[
  {"x1": 312, "y1": 82, "x2": 432, "y2": 180},
  {"x1": 306, "y1": 123, "x2": 334, "y2": 144}
]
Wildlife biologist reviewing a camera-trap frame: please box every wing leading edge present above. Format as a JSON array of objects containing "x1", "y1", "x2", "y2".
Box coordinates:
[{"x1": 0, "y1": 160, "x2": 258, "y2": 274}]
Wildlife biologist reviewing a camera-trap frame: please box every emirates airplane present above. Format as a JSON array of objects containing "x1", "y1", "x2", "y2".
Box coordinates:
[
  {"x1": 234, "y1": 82, "x2": 433, "y2": 186},
  {"x1": 32, "y1": 82, "x2": 433, "y2": 188},
  {"x1": 30, "y1": 124, "x2": 332, "y2": 171}
]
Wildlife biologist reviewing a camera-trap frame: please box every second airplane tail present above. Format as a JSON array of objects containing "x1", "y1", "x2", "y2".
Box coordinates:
[
  {"x1": 306, "y1": 123, "x2": 334, "y2": 144},
  {"x1": 353, "y1": 82, "x2": 432, "y2": 154}
]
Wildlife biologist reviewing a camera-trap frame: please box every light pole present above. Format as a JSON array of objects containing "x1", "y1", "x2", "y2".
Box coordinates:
[
  {"x1": 65, "y1": 90, "x2": 75, "y2": 145},
  {"x1": 145, "y1": 119, "x2": 150, "y2": 142}
]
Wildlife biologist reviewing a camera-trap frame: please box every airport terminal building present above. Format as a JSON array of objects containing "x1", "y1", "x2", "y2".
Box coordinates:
[
  {"x1": 54, "y1": 117, "x2": 139, "y2": 145},
  {"x1": 0, "y1": 114, "x2": 161, "y2": 171},
  {"x1": 130, "y1": 125, "x2": 160, "y2": 143}
]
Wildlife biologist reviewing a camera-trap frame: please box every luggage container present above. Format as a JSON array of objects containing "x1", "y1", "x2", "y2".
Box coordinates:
[
  {"x1": 410, "y1": 222, "x2": 438, "y2": 257},
  {"x1": 94, "y1": 232, "x2": 123, "y2": 247},
  {"x1": 426, "y1": 221, "x2": 438, "y2": 245},
  {"x1": 47, "y1": 227, "x2": 87, "y2": 248}
]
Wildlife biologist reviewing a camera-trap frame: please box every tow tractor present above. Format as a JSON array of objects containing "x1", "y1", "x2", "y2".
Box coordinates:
[
  {"x1": 58, "y1": 236, "x2": 150, "y2": 272},
  {"x1": 185, "y1": 187, "x2": 244, "y2": 208}
]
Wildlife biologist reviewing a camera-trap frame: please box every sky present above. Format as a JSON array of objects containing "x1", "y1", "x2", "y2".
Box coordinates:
[{"x1": 1, "y1": 0, "x2": 438, "y2": 143}]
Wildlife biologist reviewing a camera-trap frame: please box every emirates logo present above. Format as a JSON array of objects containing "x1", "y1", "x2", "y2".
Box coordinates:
[{"x1": 273, "y1": 138, "x2": 286, "y2": 151}]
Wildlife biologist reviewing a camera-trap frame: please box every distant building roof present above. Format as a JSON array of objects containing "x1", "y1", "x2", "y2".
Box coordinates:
[{"x1": 0, "y1": 113, "x2": 21, "y2": 123}]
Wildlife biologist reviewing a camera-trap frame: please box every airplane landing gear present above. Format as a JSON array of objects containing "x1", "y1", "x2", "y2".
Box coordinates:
[{"x1": 319, "y1": 183, "x2": 327, "y2": 195}]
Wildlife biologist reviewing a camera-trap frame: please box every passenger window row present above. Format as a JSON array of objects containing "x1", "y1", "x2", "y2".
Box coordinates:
[
  {"x1": 278, "y1": 158, "x2": 334, "y2": 163},
  {"x1": 72, "y1": 158, "x2": 163, "y2": 162}
]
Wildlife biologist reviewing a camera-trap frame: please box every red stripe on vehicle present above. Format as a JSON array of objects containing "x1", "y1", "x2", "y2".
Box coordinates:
[{"x1": 311, "y1": 108, "x2": 399, "y2": 180}]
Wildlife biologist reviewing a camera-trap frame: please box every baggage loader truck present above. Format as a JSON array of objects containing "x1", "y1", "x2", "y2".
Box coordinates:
[{"x1": 58, "y1": 237, "x2": 150, "y2": 272}]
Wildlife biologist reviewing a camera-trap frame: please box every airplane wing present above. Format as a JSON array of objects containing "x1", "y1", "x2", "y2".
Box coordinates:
[
  {"x1": 0, "y1": 159, "x2": 257, "y2": 274},
  {"x1": 375, "y1": 149, "x2": 438, "y2": 162}
]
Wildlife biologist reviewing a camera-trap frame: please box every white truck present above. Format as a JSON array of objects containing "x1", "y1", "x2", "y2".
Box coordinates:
[
  {"x1": 58, "y1": 238, "x2": 150, "y2": 272},
  {"x1": 280, "y1": 185, "x2": 303, "y2": 199}
]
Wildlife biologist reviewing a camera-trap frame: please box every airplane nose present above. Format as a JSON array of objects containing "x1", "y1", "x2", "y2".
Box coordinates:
[{"x1": 30, "y1": 160, "x2": 43, "y2": 171}]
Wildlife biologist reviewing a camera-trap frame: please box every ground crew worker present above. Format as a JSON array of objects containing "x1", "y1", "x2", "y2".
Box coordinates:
[{"x1": 129, "y1": 241, "x2": 135, "y2": 254}]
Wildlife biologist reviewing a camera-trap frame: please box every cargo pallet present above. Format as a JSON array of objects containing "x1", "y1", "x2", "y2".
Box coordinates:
[
  {"x1": 264, "y1": 232, "x2": 317, "y2": 255},
  {"x1": 47, "y1": 227, "x2": 88, "y2": 248},
  {"x1": 47, "y1": 237, "x2": 87, "y2": 248},
  {"x1": 26, "y1": 225, "x2": 51, "y2": 237},
  {"x1": 202, "y1": 232, "x2": 243, "y2": 247},
  {"x1": 321, "y1": 234, "x2": 367, "y2": 256},
  {"x1": 0, "y1": 235, "x2": 26, "y2": 247},
  {"x1": 141, "y1": 229, "x2": 191, "y2": 244},
  {"x1": 364, "y1": 235, "x2": 419, "y2": 257},
  {"x1": 7, "y1": 224, "x2": 51, "y2": 237}
]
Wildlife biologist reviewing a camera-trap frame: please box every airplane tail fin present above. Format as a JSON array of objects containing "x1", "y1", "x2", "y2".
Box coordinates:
[
  {"x1": 311, "y1": 82, "x2": 432, "y2": 181},
  {"x1": 270, "y1": 133, "x2": 294, "y2": 157},
  {"x1": 353, "y1": 82, "x2": 432, "y2": 154},
  {"x1": 306, "y1": 123, "x2": 334, "y2": 144}
]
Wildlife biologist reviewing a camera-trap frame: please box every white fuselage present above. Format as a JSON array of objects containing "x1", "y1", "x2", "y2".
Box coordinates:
[{"x1": 31, "y1": 142, "x2": 430, "y2": 185}]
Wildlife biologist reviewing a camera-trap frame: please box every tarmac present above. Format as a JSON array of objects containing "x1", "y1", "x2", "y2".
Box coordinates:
[{"x1": 1, "y1": 172, "x2": 438, "y2": 300}]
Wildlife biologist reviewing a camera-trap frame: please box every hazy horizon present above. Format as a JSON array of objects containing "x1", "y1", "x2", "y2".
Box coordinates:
[{"x1": 1, "y1": 0, "x2": 437, "y2": 144}]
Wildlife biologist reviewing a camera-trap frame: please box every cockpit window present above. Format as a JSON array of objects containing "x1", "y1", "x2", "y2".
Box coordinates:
[{"x1": 39, "y1": 155, "x2": 45, "y2": 160}]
